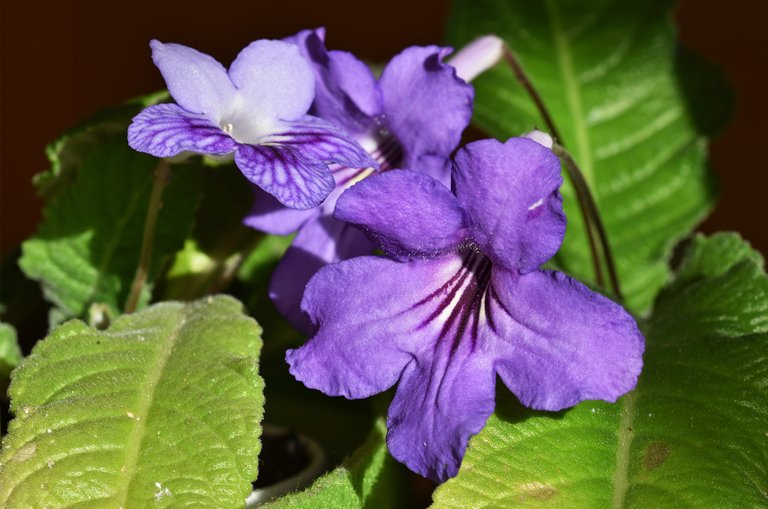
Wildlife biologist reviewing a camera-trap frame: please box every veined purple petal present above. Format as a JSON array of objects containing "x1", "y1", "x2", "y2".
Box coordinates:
[
  {"x1": 265, "y1": 115, "x2": 378, "y2": 170},
  {"x1": 289, "y1": 28, "x2": 381, "y2": 137},
  {"x1": 379, "y1": 46, "x2": 474, "y2": 174},
  {"x1": 150, "y1": 40, "x2": 236, "y2": 121},
  {"x1": 128, "y1": 103, "x2": 237, "y2": 158},
  {"x1": 288, "y1": 256, "x2": 444, "y2": 399},
  {"x1": 489, "y1": 268, "x2": 644, "y2": 411},
  {"x1": 270, "y1": 215, "x2": 372, "y2": 333},
  {"x1": 243, "y1": 186, "x2": 319, "y2": 235},
  {"x1": 294, "y1": 251, "x2": 499, "y2": 481},
  {"x1": 334, "y1": 171, "x2": 470, "y2": 259},
  {"x1": 453, "y1": 137, "x2": 565, "y2": 272},
  {"x1": 235, "y1": 145, "x2": 335, "y2": 209},
  {"x1": 228, "y1": 39, "x2": 315, "y2": 122},
  {"x1": 387, "y1": 348, "x2": 496, "y2": 482}
]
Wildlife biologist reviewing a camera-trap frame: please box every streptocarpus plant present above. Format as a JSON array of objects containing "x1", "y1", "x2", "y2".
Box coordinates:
[{"x1": 2, "y1": 1, "x2": 766, "y2": 508}]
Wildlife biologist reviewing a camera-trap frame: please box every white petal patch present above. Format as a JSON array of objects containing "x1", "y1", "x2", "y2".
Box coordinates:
[{"x1": 527, "y1": 198, "x2": 545, "y2": 211}]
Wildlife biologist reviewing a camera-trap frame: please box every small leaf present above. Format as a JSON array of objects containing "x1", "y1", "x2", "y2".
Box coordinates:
[
  {"x1": 447, "y1": 0, "x2": 728, "y2": 312},
  {"x1": 0, "y1": 322, "x2": 22, "y2": 394},
  {"x1": 20, "y1": 136, "x2": 203, "y2": 322},
  {"x1": 0, "y1": 295, "x2": 264, "y2": 508},
  {"x1": 432, "y1": 233, "x2": 768, "y2": 508},
  {"x1": 263, "y1": 419, "x2": 405, "y2": 509}
]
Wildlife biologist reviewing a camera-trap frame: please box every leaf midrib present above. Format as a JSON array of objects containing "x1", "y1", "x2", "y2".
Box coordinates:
[
  {"x1": 544, "y1": 4, "x2": 639, "y2": 506},
  {"x1": 113, "y1": 308, "x2": 187, "y2": 505},
  {"x1": 544, "y1": 0, "x2": 597, "y2": 201}
]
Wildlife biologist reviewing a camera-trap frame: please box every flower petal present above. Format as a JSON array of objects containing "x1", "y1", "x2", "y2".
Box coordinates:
[
  {"x1": 243, "y1": 186, "x2": 319, "y2": 235},
  {"x1": 265, "y1": 115, "x2": 378, "y2": 170},
  {"x1": 150, "y1": 40, "x2": 236, "y2": 120},
  {"x1": 234, "y1": 145, "x2": 335, "y2": 209},
  {"x1": 270, "y1": 215, "x2": 372, "y2": 333},
  {"x1": 288, "y1": 256, "x2": 444, "y2": 399},
  {"x1": 289, "y1": 29, "x2": 381, "y2": 136},
  {"x1": 292, "y1": 252, "x2": 499, "y2": 480},
  {"x1": 228, "y1": 39, "x2": 315, "y2": 122},
  {"x1": 488, "y1": 268, "x2": 644, "y2": 411},
  {"x1": 333, "y1": 171, "x2": 470, "y2": 259},
  {"x1": 379, "y1": 46, "x2": 474, "y2": 172},
  {"x1": 387, "y1": 349, "x2": 496, "y2": 482},
  {"x1": 453, "y1": 137, "x2": 565, "y2": 272},
  {"x1": 128, "y1": 103, "x2": 237, "y2": 158}
]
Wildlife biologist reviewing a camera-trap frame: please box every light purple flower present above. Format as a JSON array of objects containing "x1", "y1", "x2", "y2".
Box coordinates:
[
  {"x1": 245, "y1": 28, "x2": 474, "y2": 332},
  {"x1": 287, "y1": 137, "x2": 644, "y2": 482},
  {"x1": 127, "y1": 39, "x2": 376, "y2": 209}
]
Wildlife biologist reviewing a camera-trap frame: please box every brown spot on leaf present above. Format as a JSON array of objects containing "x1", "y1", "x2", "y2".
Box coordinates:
[
  {"x1": 643, "y1": 442, "x2": 671, "y2": 471},
  {"x1": 519, "y1": 481, "x2": 557, "y2": 501},
  {"x1": 14, "y1": 443, "x2": 36, "y2": 462}
]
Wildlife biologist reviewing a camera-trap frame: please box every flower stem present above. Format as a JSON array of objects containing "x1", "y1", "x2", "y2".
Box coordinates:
[
  {"x1": 501, "y1": 45, "x2": 623, "y2": 301},
  {"x1": 125, "y1": 160, "x2": 170, "y2": 313}
]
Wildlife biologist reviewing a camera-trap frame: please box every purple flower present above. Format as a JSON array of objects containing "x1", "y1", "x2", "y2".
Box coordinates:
[
  {"x1": 127, "y1": 39, "x2": 376, "y2": 209},
  {"x1": 245, "y1": 29, "x2": 474, "y2": 332},
  {"x1": 286, "y1": 137, "x2": 644, "y2": 482}
]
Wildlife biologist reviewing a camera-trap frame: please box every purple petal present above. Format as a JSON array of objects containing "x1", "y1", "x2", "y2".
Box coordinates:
[
  {"x1": 334, "y1": 171, "x2": 470, "y2": 259},
  {"x1": 453, "y1": 137, "x2": 565, "y2": 272},
  {"x1": 150, "y1": 40, "x2": 236, "y2": 120},
  {"x1": 128, "y1": 103, "x2": 237, "y2": 158},
  {"x1": 289, "y1": 29, "x2": 381, "y2": 136},
  {"x1": 265, "y1": 115, "x2": 378, "y2": 170},
  {"x1": 228, "y1": 39, "x2": 314, "y2": 122},
  {"x1": 387, "y1": 349, "x2": 496, "y2": 482},
  {"x1": 288, "y1": 256, "x2": 440, "y2": 399},
  {"x1": 379, "y1": 46, "x2": 474, "y2": 172},
  {"x1": 489, "y1": 268, "x2": 644, "y2": 411},
  {"x1": 270, "y1": 215, "x2": 372, "y2": 333},
  {"x1": 234, "y1": 145, "x2": 335, "y2": 209},
  {"x1": 292, "y1": 251, "x2": 502, "y2": 480},
  {"x1": 243, "y1": 186, "x2": 319, "y2": 235}
]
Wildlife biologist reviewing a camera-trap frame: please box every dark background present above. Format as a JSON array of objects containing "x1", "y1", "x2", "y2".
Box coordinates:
[{"x1": 2, "y1": 0, "x2": 766, "y2": 258}]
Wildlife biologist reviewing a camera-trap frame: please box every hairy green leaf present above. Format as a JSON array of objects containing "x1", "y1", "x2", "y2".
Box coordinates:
[
  {"x1": 432, "y1": 233, "x2": 768, "y2": 508},
  {"x1": 20, "y1": 136, "x2": 203, "y2": 323},
  {"x1": 0, "y1": 322, "x2": 22, "y2": 394},
  {"x1": 263, "y1": 419, "x2": 405, "y2": 509},
  {"x1": 34, "y1": 92, "x2": 169, "y2": 201},
  {"x1": 0, "y1": 295, "x2": 264, "y2": 508},
  {"x1": 447, "y1": 0, "x2": 729, "y2": 311}
]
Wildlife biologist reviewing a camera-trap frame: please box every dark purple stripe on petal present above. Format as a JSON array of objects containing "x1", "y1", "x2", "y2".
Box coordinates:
[
  {"x1": 368, "y1": 129, "x2": 405, "y2": 172},
  {"x1": 128, "y1": 103, "x2": 237, "y2": 158},
  {"x1": 409, "y1": 251, "x2": 493, "y2": 356}
]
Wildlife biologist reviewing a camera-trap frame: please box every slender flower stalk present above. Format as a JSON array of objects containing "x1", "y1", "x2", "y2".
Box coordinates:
[
  {"x1": 125, "y1": 160, "x2": 170, "y2": 313},
  {"x1": 501, "y1": 45, "x2": 622, "y2": 299}
]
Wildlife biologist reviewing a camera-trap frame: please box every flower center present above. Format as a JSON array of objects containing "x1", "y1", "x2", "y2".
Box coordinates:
[{"x1": 411, "y1": 251, "x2": 493, "y2": 355}]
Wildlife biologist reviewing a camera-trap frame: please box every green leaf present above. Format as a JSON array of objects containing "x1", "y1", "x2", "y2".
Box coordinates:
[
  {"x1": 34, "y1": 92, "x2": 168, "y2": 201},
  {"x1": 0, "y1": 295, "x2": 264, "y2": 508},
  {"x1": 20, "y1": 136, "x2": 203, "y2": 322},
  {"x1": 263, "y1": 419, "x2": 405, "y2": 509},
  {"x1": 0, "y1": 322, "x2": 22, "y2": 394},
  {"x1": 163, "y1": 165, "x2": 261, "y2": 302},
  {"x1": 432, "y1": 233, "x2": 768, "y2": 508},
  {"x1": 447, "y1": 0, "x2": 727, "y2": 312}
]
